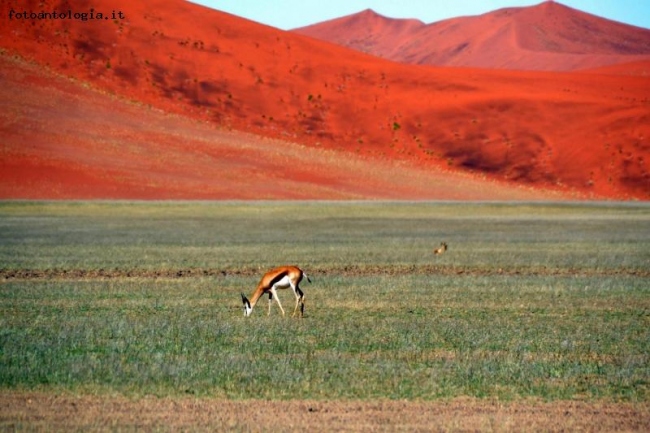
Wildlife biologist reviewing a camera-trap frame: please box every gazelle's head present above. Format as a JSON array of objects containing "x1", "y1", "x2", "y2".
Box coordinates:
[{"x1": 241, "y1": 293, "x2": 252, "y2": 317}]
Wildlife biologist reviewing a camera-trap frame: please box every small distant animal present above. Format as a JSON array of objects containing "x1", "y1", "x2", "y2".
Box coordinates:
[{"x1": 433, "y1": 242, "x2": 448, "y2": 255}]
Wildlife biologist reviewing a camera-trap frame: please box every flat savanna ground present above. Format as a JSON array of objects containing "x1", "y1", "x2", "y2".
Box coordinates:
[{"x1": 1, "y1": 201, "x2": 648, "y2": 431}]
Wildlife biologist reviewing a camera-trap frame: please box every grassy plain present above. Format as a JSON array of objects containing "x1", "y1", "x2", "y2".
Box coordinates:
[{"x1": 1, "y1": 201, "x2": 649, "y2": 430}]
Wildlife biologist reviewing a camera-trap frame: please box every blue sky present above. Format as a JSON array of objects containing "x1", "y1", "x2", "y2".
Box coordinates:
[{"x1": 191, "y1": 1, "x2": 650, "y2": 31}]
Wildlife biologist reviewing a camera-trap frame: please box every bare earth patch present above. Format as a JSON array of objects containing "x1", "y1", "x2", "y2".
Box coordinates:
[
  {"x1": 1, "y1": 392, "x2": 648, "y2": 432},
  {"x1": 1, "y1": 265, "x2": 647, "y2": 282}
]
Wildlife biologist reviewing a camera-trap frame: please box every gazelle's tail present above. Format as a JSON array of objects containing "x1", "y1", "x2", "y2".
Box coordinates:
[{"x1": 304, "y1": 272, "x2": 312, "y2": 284}]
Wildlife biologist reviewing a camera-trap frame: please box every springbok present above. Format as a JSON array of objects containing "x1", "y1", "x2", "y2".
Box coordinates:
[
  {"x1": 433, "y1": 242, "x2": 448, "y2": 255},
  {"x1": 241, "y1": 265, "x2": 311, "y2": 318}
]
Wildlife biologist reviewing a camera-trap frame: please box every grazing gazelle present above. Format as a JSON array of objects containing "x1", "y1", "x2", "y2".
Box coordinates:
[
  {"x1": 241, "y1": 265, "x2": 311, "y2": 318},
  {"x1": 433, "y1": 242, "x2": 448, "y2": 255}
]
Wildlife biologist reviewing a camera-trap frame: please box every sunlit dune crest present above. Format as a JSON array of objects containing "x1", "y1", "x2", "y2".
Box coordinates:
[{"x1": 293, "y1": 2, "x2": 650, "y2": 71}]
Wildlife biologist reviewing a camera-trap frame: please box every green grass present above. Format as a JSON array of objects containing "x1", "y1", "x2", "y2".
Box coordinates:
[
  {"x1": 0, "y1": 201, "x2": 649, "y2": 401},
  {"x1": 0, "y1": 201, "x2": 648, "y2": 271}
]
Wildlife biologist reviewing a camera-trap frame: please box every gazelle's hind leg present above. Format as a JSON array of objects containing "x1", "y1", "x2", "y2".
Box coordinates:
[{"x1": 291, "y1": 285, "x2": 305, "y2": 318}]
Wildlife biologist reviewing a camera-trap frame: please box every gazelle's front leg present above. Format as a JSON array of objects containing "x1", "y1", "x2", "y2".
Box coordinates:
[{"x1": 269, "y1": 287, "x2": 286, "y2": 316}]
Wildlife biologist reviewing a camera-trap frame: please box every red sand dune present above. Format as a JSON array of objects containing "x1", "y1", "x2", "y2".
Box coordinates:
[
  {"x1": 294, "y1": 2, "x2": 650, "y2": 71},
  {"x1": 1, "y1": 55, "x2": 558, "y2": 200},
  {"x1": 1, "y1": 0, "x2": 649, "y2": 200}
]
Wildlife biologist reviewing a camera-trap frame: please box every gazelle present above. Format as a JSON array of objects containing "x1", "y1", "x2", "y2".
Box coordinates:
[
  {"x1": 241, "y1": 265, "x2": 311, "y2": 318},
  {"x1": 433, "y1": 242, "x2": 448, "y2": 255}
]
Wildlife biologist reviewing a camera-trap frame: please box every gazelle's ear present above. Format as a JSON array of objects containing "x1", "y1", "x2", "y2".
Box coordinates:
[
  {"x1": 241, "y1": 293, "x2": 250, "y2": 307},
  {"x1": 241, "y1": 293, "x2": 252, "y2": 316}
]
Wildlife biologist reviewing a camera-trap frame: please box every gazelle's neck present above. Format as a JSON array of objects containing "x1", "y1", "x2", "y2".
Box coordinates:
[{"x1": 249, "y1": 285, "x2": 265, "y2": 307}]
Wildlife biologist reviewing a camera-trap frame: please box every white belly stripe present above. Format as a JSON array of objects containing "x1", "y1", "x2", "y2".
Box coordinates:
[{"x1": 273, "y1": 275, "x2": 293, "y2": 290}]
